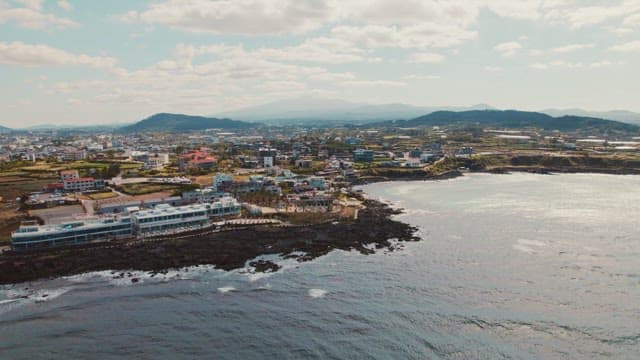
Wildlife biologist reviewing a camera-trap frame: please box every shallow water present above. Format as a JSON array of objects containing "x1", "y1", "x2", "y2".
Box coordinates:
[{"x1": 1, "y1": 173, "x2": 639, "y2": 359}]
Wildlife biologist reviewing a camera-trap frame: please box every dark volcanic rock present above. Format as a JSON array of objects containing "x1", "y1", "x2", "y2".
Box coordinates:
[
  {"x1": 249, "y1": 260, "x2": 281, "y2": 273},
  {"x1": 0, "y1": 200, "x2": 419, "y2": 285}
]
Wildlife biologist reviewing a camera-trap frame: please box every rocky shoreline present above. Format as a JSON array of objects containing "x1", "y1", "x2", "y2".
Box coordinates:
[{"x1": 0, "y1": 199, "x2": 419, "y2": 285}]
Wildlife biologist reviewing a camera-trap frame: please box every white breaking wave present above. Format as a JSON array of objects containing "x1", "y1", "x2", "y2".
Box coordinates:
[
  {"x1": 64, "y1": 265, "x2": 223, "y2": 287},
  {"x1": 308, "y1": 288, "x2": 328, "y2": 298},
  {"x1": 0, "y1": 286, "x2": 72, "y2": 314},
  {"x1": 217, "y1": 286, "x2": 236, "y2": 294}
]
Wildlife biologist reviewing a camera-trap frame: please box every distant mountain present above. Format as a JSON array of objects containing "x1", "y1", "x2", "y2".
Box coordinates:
[
  {"x1": 119, "y1": 113, "x2": 255, "y2": 132},
  {"x1": 377, "y1": 110, "x2": 639, "y2": 132},
  {"x1": 0, "y1": 124, "x2": 11, "y2": 133},
  {"x1": 541, "y1": 109, "x2": 640, "y2": 126},
  {"x1": 214, "y1": 97, "x2": 496, "y2": 125},
  {"x1": 23, "y1": 123, "x2": 126, "y2": 131}
]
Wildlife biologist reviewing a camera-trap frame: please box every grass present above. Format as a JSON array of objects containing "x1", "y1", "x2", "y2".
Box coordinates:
[
  {"x1": 19, "y1": 161, "x2": 142, "y2": 173},
  {"x1": 117, "y1": 183, "x2": 182, "y2": 196},
  {"x1": 0, "y1": 178, "x2": 53, "y2": 201},
  {"x1": 86, "y1": 192, "x2": 119, "y2": 200},
  {"x1": 0, "y1": 171, "x2": 29, "y2": 177}
]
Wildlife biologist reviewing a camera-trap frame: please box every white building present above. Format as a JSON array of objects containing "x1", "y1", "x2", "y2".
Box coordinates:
[
  {"x1": 11, "y1": 216, "x2": 132, "y2": 250},
  {"x1": 144, "y1": 153, "x2": 170, "y2": 170},
  {"x1": 63, "y1": 177, "x2": 105, "y2": 192},
  {"x1": 132, "y1": 198, "x2": 241, "y2": 236},
  {"x1": 182, "y1": 188, "x2": 230, "y2": 203}
]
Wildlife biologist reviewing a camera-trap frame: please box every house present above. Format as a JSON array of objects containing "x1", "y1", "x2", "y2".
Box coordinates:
[
  {"x1": 409, "y1": 148, "x2": 422, "y2": 158},
  {"x1": 420, "y1": 153, "x2": 438, "y2": 163},
  {"x1": 63, "y1": 177, "x2": 105, "y2": 192},
  {"x1": 43, "y1": 183, "x2": 65, "y2": 193},
  {"x1": 345, "y1": 137, "x2": 364, "y2": 145},
  {"x1": 179, "y1": 150, "x2": 217, "y2": 172},
  {"x1": 182, "y1": 188, "x2": 229, "y2": 203},
  {"x1": 295, "y1": 158, "x2": 313, "y2": 168},
  {"x1": 353, "y1": 149, "x2": 374, "y2": 162},
  {"x1": 258, "y1": 147, "x2": 277, "y2": 167},
  {"x1": 144, "y1": 153, "x2": 169, "y2": 170},
  {"x1": 60, "y1": 170, "x2": 79, "y2": 182},
  {"x1": 309, "y1": 177, "x2": 328, "y2": 190},
  {"x1": 213, "y1": 173, "x2": 234, "y2": 191},
  {"x1": 60, "y1": 149, "x2": 87, "y2": 161}
]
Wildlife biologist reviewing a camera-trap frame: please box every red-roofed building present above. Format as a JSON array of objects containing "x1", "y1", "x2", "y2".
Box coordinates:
[
  {"x1": 43, "y1": 183, "x2": 65, "y2": 193},
  {"x1": 179, "y1": 150, "x2": 217, "y2": 172}
]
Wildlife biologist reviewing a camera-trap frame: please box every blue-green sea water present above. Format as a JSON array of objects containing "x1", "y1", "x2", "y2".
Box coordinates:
[{"x1": 1, "y1": 173, "x2": 639, "y2": 359}]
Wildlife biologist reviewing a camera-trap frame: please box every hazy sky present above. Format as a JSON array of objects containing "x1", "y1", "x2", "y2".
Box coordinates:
[{"x1": 1, "y1": 0, "x2": 640, "y2": 127}]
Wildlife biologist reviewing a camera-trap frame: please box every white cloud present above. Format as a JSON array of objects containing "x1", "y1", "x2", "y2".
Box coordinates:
[
  {"x1": 122, "y1": 0, "x2": 332, "y2": 35},
  {"x1": 484, "y1": 65, "x2": 503, "y2": 72},
  {"x1": 124, "y1": 0, "x2": 479, "y2": 49},
  {"x1": 609, "y1": 40, "x2": 640, "y2": 52},
  {"x1": 485, "y1": 0, "x2": 544, "y2": 20},
  {"x1": 174, "y1": 39, "x2": 376, "y2": 65},
  {"x1": 255, "y1": 37, "x2": 377, "y2": 64},
  {"x1": 407, "y1": 52, "x2": 445, "y2": 63},
  {"x1": 332, "y1": 24, "x2": 477, "y2": 49},
  {"x1": 340, "y1": 80, "x2": 407, "y2": 87},
  {"x1": 530, "y1": 59, "x2": 624, "y2": 70},
  {"x1": 0, "y1": 0, "x2": 77, "y2": 29},
  {"x1": 43, "y1": 42, "x2": 396, "y2": 112},
  {"x1": 623, "y1": 12, "x2": 640, "y2": 27},
  {"x1": 0, "y1": 41, "x2": 117, "y2": 68},
  {"x1": 551, "y1": 43, "x2": 595, "y2": 53},
  {"x1": 57, "y1": 0, "x2": 73, "y2": 11},
  {"x1": 403, "y1": 74, "x2": 441, "y2": 80},
  {"x1": 544, "y1": 1, "x2": 640, "y2": 29},
  {"x1": 494, "y1": 41, "x2": 522, "y2": 57}
]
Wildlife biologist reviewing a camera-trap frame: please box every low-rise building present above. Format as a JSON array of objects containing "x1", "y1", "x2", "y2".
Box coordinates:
[
  {"x1": 132, "y1": 198, "x2": 241, "y2": 236},
  {"x1": 353, "y1": 149, "x2": 374, "y2": 162},
  {"x1": 11, "y1": 216, "x2": 133, "y2": 250},
  {"x1": 63, "y1": 177, "x2": 105, "y2": 192},
  {"x1": 182, "y1": 188, "x2": 230, "y2": 203},
  {"x1": 60, "y1": 170, "x2": 79, "y2": 182},
  {"x1": 179, "y1": 149, "x2": 217, "y2": 172}
]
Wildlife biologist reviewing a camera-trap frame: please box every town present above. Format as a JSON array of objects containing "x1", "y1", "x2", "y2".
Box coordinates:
[{"x1": 1, "y1": 113, "x2": 640, "y2": 251}]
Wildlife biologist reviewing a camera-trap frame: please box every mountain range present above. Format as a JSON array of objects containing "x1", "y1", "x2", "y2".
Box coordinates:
[
  {"x1": 214, "y1": 97, "x2": 496, "y2": 125},
  {"x1": 376, "y1": 110, "x2": 638, "y2": 132},
  {"x1": 214, "y1": 97, "x2": 640, "y2": 126}
]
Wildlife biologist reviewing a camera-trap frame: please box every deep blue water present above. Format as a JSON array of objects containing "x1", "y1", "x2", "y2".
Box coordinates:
[{"x1": 1, "y1": 173, "x2": 639, "y2": 359}]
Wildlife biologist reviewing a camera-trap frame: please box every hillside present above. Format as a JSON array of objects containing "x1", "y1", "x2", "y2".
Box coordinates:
[
  {"x1": 378, "y1": 110, "x2": 638, "y2": 132},
  {"x1": 0, "y1": 125, "x2": 11, "y2": 133},
  {"x1": 120, "y1": 113, "x2": 255, "y2": 132}
]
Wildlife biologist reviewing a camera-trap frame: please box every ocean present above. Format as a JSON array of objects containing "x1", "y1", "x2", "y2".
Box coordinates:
[{"x1": 1, "y1": 173, "x2": 639, "y2": 359}]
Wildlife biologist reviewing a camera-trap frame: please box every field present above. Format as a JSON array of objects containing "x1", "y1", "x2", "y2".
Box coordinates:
[
  {"x1": 0, "y1": 177, "x2": 54, "y2": 201},
  {"x1": 85, "y1": 191, "x2": 119, "y2": 200},
  {"x1": 19, "y1": 161, "x2": 142, "y2": 174},
  {"x1": 0, "y1": 203, "x2": 23, "y2": 245},
  {"x1": 116, "y1": 183, "x2": 182, "y2": 196}
]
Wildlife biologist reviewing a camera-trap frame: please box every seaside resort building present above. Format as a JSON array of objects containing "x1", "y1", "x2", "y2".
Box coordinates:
[{"x1": 11, "y1": 197, "x2": 242, "y2": 250}]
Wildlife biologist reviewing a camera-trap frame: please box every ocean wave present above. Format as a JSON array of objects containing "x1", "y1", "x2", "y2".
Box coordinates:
[
  {"x1": 0, "y1": 286, "x2": 72, "y2": 314},
  {"x1": 308, "y1": 288, "x2": 327, "y2": 298},
  {"x1": 217, "y1": 286, "x2": 236, "y2": 294}
]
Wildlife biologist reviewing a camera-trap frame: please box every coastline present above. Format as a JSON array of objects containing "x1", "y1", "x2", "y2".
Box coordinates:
[
  {"x1": 354, "y1": 166, "x2": 640, "y2": 185},
  {"x1": 0, "y1": 199, "x2": 418, "y2": 285},
  {"x1": 2, "y1": 167, "x2": 638, "y2": 285}
]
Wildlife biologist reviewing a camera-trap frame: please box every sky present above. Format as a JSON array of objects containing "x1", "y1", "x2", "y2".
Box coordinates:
[{"x1": 1, "y1": 0, "x2": 640, "y2": 127}]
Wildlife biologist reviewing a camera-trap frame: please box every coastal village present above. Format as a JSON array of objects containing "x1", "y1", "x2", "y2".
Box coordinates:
[{"x1": 1, "y1": 119, "x2": 640, "y2": 252}]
